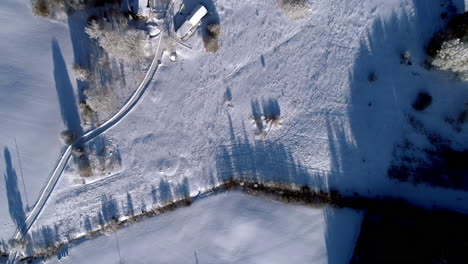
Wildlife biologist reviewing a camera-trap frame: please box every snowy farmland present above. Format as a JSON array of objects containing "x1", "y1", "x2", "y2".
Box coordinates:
[
  {"x1": 30, "y1": 0, "x2": 468, "y2": 238},
  {"x1": 47, "y1": 192, "x2": 363, "y2": 264},
  {"x1": 0, "y1": 0, "x2": 76, "y2": 240},
  {"x1": 1, "y1": 0, "x2": 468, "y2": 262}
]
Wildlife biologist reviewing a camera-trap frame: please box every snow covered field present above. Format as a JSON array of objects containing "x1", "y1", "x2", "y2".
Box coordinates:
[
  {"x1": 0, "y1": 0, "x2": 76, "y2": 240},
  {"x1": 2, "y1": 0, "x2": 468, "y2": 261},
  {"x1": 46, "y1": 192, "x2": 363, "y2": 264},
  {"x1": 27, "y1": 0, "x2": 468, "y2": 242}
]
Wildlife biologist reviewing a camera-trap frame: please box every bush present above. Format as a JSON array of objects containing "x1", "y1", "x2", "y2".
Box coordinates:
[
  {"x1": 277, "y1": 0, "x2": 309, "y2": 20},
  {"x1": 31, "y1": 0, "x2": 87, "y2": 18},
  {"x1": 203, "y1": 23, "x2": 221, "y2": 52},
  {"x1": 60, "y1": 130, "x2": 76, "y2": 145},
  {"x1": 71, "y1": 64, "x2": 92, "y2": 81},
  {"x1": 32, "y1": 0, "x2": 50, "y2": 17},
  {"x1": 207, "y1": 23, "x2": 221, "y2": 37},
  {"x1": 79, "y1": 102, "x2": 96, "y2": 126}
]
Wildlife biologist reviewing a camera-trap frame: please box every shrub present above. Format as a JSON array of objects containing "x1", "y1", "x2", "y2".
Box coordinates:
[
  {"x1": 71, "y1": 64, "x2": 92, "y2": 81},
  {"x1": 32, "y1": 0, "x2": 50, "y2": 17},
  {"x1": 60, "y1": 130, "x2": 76, "y2": 145},
  {"x1": 79, "y1": 102, "x2": 96, "y2": 126},
  {"x1": 31, "y1": 0, "x2": 87, "y2": 18},
  {"x1": 207, "y1": 23, "x2": 220, "y2": 37},
  {"x1": 72, "y1": 147, "x2": 85, "y2": 157},
  {"x1": 203, "y1": 23, "x2": 221, "y2": 52},
  {"x1": 277, "y1": 0, "x2": 309, "y2": 20},
  {"x1": 264, "y1": 114, "x2": 283, "y2": 127}
]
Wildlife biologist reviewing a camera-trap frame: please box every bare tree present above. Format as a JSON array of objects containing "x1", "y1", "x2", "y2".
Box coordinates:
[{"x1": 85, "y1": 18, "x2": 150, "y2": 63}]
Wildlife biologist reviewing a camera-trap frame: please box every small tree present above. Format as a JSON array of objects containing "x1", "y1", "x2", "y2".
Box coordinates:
[
  {"x1": 71, "y1": 64, "x2": 92, "y2": 81},
  {"x1": 60, "y1": 130, "x2": 76, "y2": 145},
  {"x1": 32, "y1": 0, "x2": 50, "y2": 17},
  {"x1": 84, "y1": 85, "x2": 119, "y2": 119},
  {"x1": 204, "y1": 23, "x2": 221, "y2": 52}
]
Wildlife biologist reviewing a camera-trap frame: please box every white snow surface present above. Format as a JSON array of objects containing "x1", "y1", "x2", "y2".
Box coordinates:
[
  {"x1": 0, "y1": 0, "x2": 76, "y2": 240},
  {"x1": 46, "y1": 192, "x2": 363, "y2": 264},
  {"x1": 29, "y1": 0, "x2": 468, "y2": 243}
]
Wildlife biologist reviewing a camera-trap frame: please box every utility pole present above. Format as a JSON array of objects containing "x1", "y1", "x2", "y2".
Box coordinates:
[{"x1": 114, "y1": 231, "x2": 124, "y2": 264}]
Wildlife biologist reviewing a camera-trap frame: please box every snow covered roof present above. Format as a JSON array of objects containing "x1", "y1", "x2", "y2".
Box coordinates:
[
  {"x1": 175, "y1": 4, "x2": 208, "y2": 40},
  {"x1": 187, "y1": 4, "x2": 208, "y2": 26}
]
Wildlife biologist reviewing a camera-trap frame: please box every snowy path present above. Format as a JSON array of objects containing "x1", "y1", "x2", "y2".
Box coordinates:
[{"x1": 6, "y1": 34, "x2": 164, "y2": 264}]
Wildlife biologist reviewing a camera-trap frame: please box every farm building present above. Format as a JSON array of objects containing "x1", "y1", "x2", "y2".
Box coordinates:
[{"x1": 176, "y1": 4, "x2": 208, "y2": 40}]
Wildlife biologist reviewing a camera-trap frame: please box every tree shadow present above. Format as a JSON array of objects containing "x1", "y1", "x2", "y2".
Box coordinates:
[
  {"x1": 215, "y1": 113, "x2": 327, "y2": 189},
  {"x1": 175, "y1": 177, "x2": 190, "y2": 200},
  {"x1": 349, "y1": 204, "x2": 468, "y2": 263},
  {"x1": 52, "y1": 39, "x2": 83, "y2": 137},
  {"x1": 3, "y1": 147, "x2": 27, "y2": 236},
  {"x1": 126, "y1": 192, "x2": 134, "y2": 216},
  {"x1": 250, "y1": 99, "x2": 264, "y2": 132},
  {"x1": 224, "y1": 87, "x2": 232, "y2": 104},
  {"x1": 324, "y1": 206, "x2": 363, "y2": 264},
  {"x1": 100, "y1": 194, "x2": 120, "y2": 223},
  {"x1": 30, "y1": 225, "x2": 57, "y2": 249},
  {"x1": 67, "y1": 12, "x2": 92, "y2": 103},
  {"x1": 262, "y1": 98, "x2": 281, "y2": 120},
  {"x1": 327, "y1": 0, "x2": 468, "y2": 194},
  {"x1": 324, "y1": 0, "x2": 467, "y2": 262},
  {"x1": 158, "y1": 178, "x2": 174, "y2": 204},
  {"x1": 151, "y1": 184, "x2": 158, "y2": 205},
  {"x1": 83, "y1": 216, "x2": 93, "y2": 232},
  {"x1": 56, "y1": 243, "x2": 69, "y2": 260}
]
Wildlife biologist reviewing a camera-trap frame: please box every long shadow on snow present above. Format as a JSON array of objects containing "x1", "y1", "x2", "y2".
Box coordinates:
[
  {"x1": 52, "y1": 39, "x2": 83, "y2": 137},
  {"x1": 325, "y1": 0, "x2": 468, "y2": 263},
  {"x1": 327, "y1": 0, "x2": 468, "y2": 195},
  {"x1": 216, "y1": 112, "x2": 327, "y2": 193},
  {"x1": 3, "y1": 147, "x2": 27, "y2": 236}
]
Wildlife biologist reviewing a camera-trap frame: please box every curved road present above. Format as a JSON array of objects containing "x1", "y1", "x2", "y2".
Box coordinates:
[{"x1": 7, "y1": 33, "x2": 165, "y2": 264}]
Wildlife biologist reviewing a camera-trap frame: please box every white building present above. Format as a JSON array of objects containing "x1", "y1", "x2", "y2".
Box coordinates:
[{"x1": 176, "y1": 4, "x2": 208, "y2": 40}]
